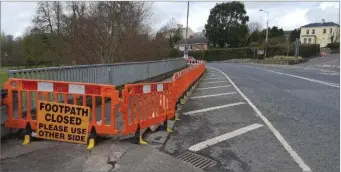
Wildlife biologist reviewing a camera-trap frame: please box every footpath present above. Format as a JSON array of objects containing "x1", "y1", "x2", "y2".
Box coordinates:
[{"x1": 1, "y1": 67, "x2": 205, "y2": 172}]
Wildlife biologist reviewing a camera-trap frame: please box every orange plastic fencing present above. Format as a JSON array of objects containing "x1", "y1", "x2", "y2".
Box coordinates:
[
  {"x1": 120, "y1": 82, "x2": 175, "y2": 135},
  {"x1": 186, "y1": 58, "x2": 205, "y2": 65},
  {"x1": 173, "y1": 63, "x2": 206, "y2": 101},
  {"x1": 3, "y1": 78, "x2": 120, "y2": 135},
  {"x1": 2, "y1": 63, "x2": 206, "y2": 139}
]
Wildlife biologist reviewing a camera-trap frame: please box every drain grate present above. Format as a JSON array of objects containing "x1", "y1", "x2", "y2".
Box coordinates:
[{"x1": 176, "y1": 151, "x2": 217, "y2": 170}]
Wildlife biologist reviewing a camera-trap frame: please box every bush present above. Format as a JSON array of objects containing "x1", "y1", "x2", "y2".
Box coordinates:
[
  {"x1": 299, "y1": 44, "x2": 320, "y2": 58},
  {"x1": 326, "y1": 42, "x2": 340, "y2": 53},
  {"x1": 188, "y1": 51, "x2": 205, "y2": 59},
  {"x1": 168, "y1": 48, "x2": 183, "y2": 57},
  {"x1": 272, "y1": 56, "x2": 302, "y2": 60},
  {"x1": 249, "y1": 42, "x2": 260, "y2": 47},
  {"x1": 187, "y1": 43, "x2": 319, "y2": 62},
  {"x1": 189, "y1": 48, "x2": 254, "y2": 61},
  {"x1": 266, "y1": 44, "x2": 320, "y2": 58},
  {"x1": 326, "y1": 42, "x2": 340, "y2": 49}
]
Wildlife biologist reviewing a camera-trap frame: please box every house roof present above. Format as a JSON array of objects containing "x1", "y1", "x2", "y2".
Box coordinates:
[
  {"x1": 301, "y1": 22, "x2": 339, "y2": 28},
  {"x1": 175, "y1": 36, "x2": 208, "y2": 45}
]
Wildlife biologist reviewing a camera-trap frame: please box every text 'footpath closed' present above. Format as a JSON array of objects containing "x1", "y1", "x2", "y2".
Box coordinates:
[{"x1": 36, "y1": 101, "x2": 90, "y2": 144}]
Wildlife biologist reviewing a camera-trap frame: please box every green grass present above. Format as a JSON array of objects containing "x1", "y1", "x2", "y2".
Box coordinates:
[
  {"x1": 270, "y1": 55, "x2": 303, "y2": 60},
  {"x1": 0, "y1": 70, "x2": 8, "y2": 89}
]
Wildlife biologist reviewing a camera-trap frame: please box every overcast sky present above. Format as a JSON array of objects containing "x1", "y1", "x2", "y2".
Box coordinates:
[{"x1": 1, "y1": 1, "x2": 340, "y2": 38}]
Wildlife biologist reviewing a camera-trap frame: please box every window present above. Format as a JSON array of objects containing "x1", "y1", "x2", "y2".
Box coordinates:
[
  {"x1": 304, "y1": 38, "x2": 307, "y2": 43},
  {"x1": 306, "y1": 29, "x2": 309, "y2": 34},
  {"x1": 330, "y1": 28, "x2": 332, "y2": 33},
  {"x1": 312, "y1": 29, "x2": 315, "y2": 34},
  {"x1": 308, "y1": 38, "x2": 311, "y2": 44},
  {"x1": 323, "y1": 29, "x2": 326, "y2": 33}
]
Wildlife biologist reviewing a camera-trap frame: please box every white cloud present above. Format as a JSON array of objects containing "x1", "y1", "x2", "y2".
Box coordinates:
[
  {"x1": 1, "y1": 2, "x2": 37, "y2": 38},
  {"x1": 1, "y1": 2, "x2": 339, "y2": 37},
  {"x1": 319, "y1": 2, "x2": 339, "y2": 10},
  {"x1": 272, "y1": 8, "x2": 310, "y2": 30}
]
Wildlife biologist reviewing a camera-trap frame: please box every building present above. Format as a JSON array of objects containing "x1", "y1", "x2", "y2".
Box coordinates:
[
  {"x1": 174, "y1": 35, "x2": 208, "y2": 51},
  {"x1": 300, "y1": 19, "x2": 340, "y2": 47}
]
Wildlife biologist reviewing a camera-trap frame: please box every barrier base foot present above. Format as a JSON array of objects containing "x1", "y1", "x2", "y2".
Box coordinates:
[
  {"x1": 167, "y1": 127, "x2": 173, "y2": 133},
  {"x1": 139, "y1": 136, "x2": 148, "y2": 145},
  {"x1": 22, "y1": 135, "x2": 31, "y2": 145},
  {"x1": 87, "y1": 138, "x2": 95, "y2": 150}
]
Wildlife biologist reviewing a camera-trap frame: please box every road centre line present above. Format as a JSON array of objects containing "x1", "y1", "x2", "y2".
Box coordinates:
[
  {"x1": 242, "y1": 66, "x2": 339, "y2": 88},
  {"x1": 190, "y1": 92, "x2": 236, "y2": 99},
  {"x1": 189, "y1": 123, "x2": 264, "y2": 152},
  {"x1": 183, "y1": 102, "x2": 246, "y2": 115},
  {"x1": 201, "y1": 81, "x2": 229, "y2": 84},
  {"x1": 208, "y1": 66, "x2": 312, "y2": 172},
  {"x1": 196, "y1": 85, "x2": 232, "y2": 90}
]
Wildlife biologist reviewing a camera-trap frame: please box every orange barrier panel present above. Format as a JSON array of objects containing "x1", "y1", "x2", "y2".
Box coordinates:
[
  {"x1": 3, "y1": 78, "x2": 119, "y2": 135},
  {"x1": 120, "y1": 82, "x2": 175, "y2": 135},
  {"x1": 173, "y1": 63, "x2": 206, "y2": 101}
]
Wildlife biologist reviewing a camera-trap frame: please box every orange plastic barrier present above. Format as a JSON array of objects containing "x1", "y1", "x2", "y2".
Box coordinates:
[
  {"x1": 186, "y1": 58, "x2": 205, "y2": 65},
  {"x1": 173, "y1": 63, "x2": 206, "y2": 101},
  {"x1": 120, "y1": 82, "x2": 175, "y2": 135},
  {"x1": 3, "y1": 79, "x2": 119, "y2": 135},
  {"x1": 2, "y1": 62, "x2": 206, "y2": 146}
]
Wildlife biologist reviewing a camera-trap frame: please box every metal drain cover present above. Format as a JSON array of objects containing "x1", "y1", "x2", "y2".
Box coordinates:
[{"x1": 176, "y1": 151, "x2": 218, "y2": 170}]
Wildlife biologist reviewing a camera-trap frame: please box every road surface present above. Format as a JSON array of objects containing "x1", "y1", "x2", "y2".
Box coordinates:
[{"x1": 163, "y1": 55, "x2": 340, "y2": 172}]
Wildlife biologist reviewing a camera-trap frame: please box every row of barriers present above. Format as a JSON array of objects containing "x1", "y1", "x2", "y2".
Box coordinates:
[
  {"x1": 2, "y1": 63, "x2": 206, "y2": 148},
  {"x1": 186, "y1": 57, "x2": 205, "y2": 65}
]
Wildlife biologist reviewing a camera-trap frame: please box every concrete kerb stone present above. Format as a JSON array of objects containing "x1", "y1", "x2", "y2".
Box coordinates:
[{"x1": 82, "y1": 141, "x2": 130, "y2": 172}]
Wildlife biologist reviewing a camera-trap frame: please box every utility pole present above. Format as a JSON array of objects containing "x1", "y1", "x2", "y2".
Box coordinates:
[
  {"x1": 287, "y1": 35, "x2": 290, "y2": 57},
  {"x1": 184, "y1": 1, "x2": 189, "y2": 59},
  {"x1": 259, "y1": 9, "x2": 269, "y2": 58}
]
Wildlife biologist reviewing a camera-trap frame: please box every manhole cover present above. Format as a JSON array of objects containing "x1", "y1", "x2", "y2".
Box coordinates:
[{"x1": 176, "y1": 151, "x2": 217, "y2": 170}]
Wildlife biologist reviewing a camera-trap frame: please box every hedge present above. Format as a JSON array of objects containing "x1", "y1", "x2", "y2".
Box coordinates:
[
  {"x1": 189, "y1": 48, "x2": 254, "y2": 62},
  {"x1": 326, "y1": 42, "x2": 340, "y2": 53},
  {"x1": 188, "y1": 44, "x2": 320, "y2": 61},
  {"x1": 299, "y1": 44, "x2": 320, "y2": 58}
]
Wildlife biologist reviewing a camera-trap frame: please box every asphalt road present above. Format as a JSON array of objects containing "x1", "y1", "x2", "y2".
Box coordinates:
[{"x1": 163, "y1": 55, "x2": 340, "y2": 172}]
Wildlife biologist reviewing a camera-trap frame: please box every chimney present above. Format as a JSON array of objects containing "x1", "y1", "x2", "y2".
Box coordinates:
[{"x1": 321, "y1": 19, "x2": 325, "y2": 24}]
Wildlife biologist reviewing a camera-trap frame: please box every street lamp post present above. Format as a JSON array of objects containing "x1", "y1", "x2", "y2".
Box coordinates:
[
  {"x1": 259, "y1": 9, "x2": 269, "y2": 58},
  {"x1": 184, "y1": 1, "x2": 189, "y2": 59}
]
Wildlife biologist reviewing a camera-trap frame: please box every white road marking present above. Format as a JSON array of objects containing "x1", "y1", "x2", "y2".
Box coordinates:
[
  {"x1": 190, "y1": 92, "x2": 236, "y2": 99},
  {"x1": 201, "y1": 81, "x2": 229, "y2": 84},
  {"x1": 208, "y1": 66, "x2": 312, "y2": 172},
  {"x1": 202, "y1": 77, "x2": 226, "y2": 80},
  {"x1": 261, "y1": 68, "x2": 339, "y2": 88},
  {"x1": 196, "y1": 85, "x2": 232, "y2": 90},
  {"x1": 183, "y1": 102, "x2": 246, "y2": 115},
  {"x1": 189, "y1": 123, "x2": 264, "y2": 152}
]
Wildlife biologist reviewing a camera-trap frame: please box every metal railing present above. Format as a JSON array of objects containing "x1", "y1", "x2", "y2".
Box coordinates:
[{"x1": 7, "y1": 58, "x2": 186, "y2": 86}]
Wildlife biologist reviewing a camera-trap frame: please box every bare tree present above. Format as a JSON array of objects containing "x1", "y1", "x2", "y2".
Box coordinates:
[
  {"x1": 15, "y1": 1, "x2": 174, "y2": 66},
  {"x1": 248, "y1": 21, "x2": 262, "y2": 33}
]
